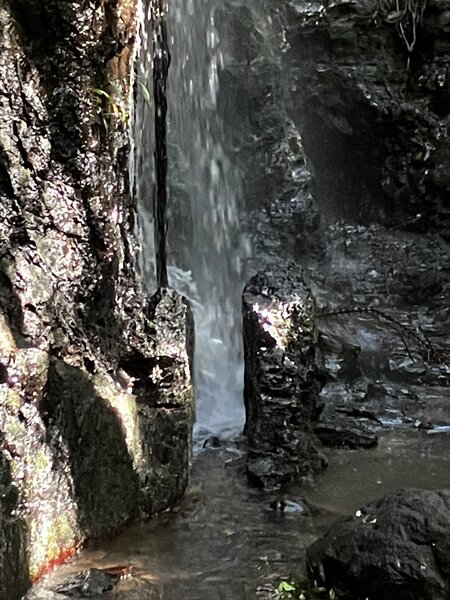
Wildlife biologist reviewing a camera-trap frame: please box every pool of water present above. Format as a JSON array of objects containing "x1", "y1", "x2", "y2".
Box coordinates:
[
  {"x1": 29, "y1": 220, "x2": 450, "y2": 600},
  {"x1": 31, "y1": 427, "x2": 450, "y2": 600},
  {"x1": 289, "y1": 429, "x2": 450, "y2": 515}
]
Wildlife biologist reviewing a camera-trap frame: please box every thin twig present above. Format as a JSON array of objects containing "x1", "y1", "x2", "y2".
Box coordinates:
[{"x1": 317, "y1": 306, "x2": 444, "y2": 363}]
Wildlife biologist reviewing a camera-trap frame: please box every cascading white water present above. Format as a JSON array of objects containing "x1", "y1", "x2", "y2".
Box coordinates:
[
  {"x1": 133, "y1": 0, "x2": 248, "y2": 438},
  {"x1": 167, "y1": 0, "x2": 248, "y2": 437}
]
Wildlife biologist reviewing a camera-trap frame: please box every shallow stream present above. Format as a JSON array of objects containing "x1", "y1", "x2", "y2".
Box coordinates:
[
  {"x1": 29, "y1": 212, "x2": 450, "y2": 599},
  {"x1": 32, "y1": 427, "x2": 450, "y2": 600}
]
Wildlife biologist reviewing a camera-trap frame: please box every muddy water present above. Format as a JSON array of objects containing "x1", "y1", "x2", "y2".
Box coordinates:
[
  {"x1": 32, "y1": 428, "x2": 450, "y2": 600},
  {"x1": 35, "y1": 444, "x2": 318, "y2": 600},
  {"x1": 290, "y1": 429, "x2": 450, "y2": 515}
]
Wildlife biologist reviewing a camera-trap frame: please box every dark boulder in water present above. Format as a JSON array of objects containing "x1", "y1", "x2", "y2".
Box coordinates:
[{"x1": 307, "y1": 488, "x2": 450, "y2": 600}]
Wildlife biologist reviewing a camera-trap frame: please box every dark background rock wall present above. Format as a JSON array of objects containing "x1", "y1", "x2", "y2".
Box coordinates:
[
  {"x1": 215, "y1": 1, "x2": 450, "y2": 257},
  {"x1": 0, "y1": 1, "x2": 193, "y2": 596},
  {"x1": 283, "y1": 0, "x2": 450, "y2": 233},
  {"x1": 216, "y1": 0, "x2": 450, "y2": 491}
]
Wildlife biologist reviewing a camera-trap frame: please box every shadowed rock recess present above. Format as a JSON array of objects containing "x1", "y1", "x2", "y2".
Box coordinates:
[
  {"x1": 0, "y1": 1, "x2": 193, "y2": 597},
  {"x1": 283, "y1": 0, "x2": 450, "y2": 232}
]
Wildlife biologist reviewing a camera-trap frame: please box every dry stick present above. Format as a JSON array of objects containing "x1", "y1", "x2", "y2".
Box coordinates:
[
  {"x1": 400, "y1": 335, "x2": 415, "y2": 362},
  {"x1": 317, "y1": 306, "x2": 444, "y2": 363}
]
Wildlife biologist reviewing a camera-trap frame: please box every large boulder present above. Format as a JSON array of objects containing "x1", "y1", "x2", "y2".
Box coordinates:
[
  {"x1": 0, "y1": 288, "x2": 193, "y2": 588},
  {"x1": 307, "y1": 489, "x2": 450, "y2": 600},
  {"x1": 243, "y1": 266, "x2": 327, "y2": 488}
]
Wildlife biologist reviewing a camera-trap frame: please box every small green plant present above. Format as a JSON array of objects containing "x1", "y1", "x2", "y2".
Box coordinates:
[
  {"x1": 275, "y1": 578, "x2": 343, "y2": 600},
  {"x1": 276, "y1": 580, "x2": 297, "y2": 598},
  {"x1": 138, "y1": 79, "x2": 152, "y2": 107},
  {"x1": 92, "y1": 86, "x2": 128, "y2": 132}
]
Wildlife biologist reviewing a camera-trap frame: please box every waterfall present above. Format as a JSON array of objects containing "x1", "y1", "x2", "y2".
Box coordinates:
[{"x1": 133, "y1": 0, "x2": 248, "y2": 439}]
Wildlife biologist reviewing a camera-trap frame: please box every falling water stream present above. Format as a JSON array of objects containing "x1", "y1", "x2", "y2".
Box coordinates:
[
  {"x1": 166, "y1": 0, "x2": 248, "y2": 437},
  {"x1": 134, "y1": 0, "x2": 247, "y2": 440}
]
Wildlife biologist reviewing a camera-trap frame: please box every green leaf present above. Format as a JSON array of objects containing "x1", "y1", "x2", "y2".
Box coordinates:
[
  {"x1": 92, "y1": 88, "x2": 112, "y2": 100},
  {"x1": 139, "y1": 81, "x2": 151, "y2": 105},
  {"x1": 277, "y1": 581, "x2": 296, "y2": 593}
]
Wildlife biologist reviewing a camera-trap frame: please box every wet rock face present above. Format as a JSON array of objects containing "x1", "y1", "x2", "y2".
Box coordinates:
[
  {"x1": 0, "y1": 1, "x2": 193, "y2": 597},
  {"x1": 304, "y1": 221, "x2": 450, "y2": 442},
  {"x1": 243, "y1": 266, "x2": 327, "y2": 488},
  {"x1": 307, "y1": 489, "x2": 450, "y2": 600},
  {"x1": 0, "y1": 286, "x2": 192, "y2": 590},
  {"x1": 283, "y1": 0, "x2": 450, "y2": 234},
  {"x1": 134, "y1": 290, "x2": 194, "y2": 515},
  {"x1": 217, "y1": 2, "x2": 299, "y2": 214},
  {"x1": 314, "y1": 413, "x2": 378, "y2": 449},
  {"x1": 0, "y1": 448, "x2": 30, "y2": 600},
  {"x1": 214, "y1": 1, "x2": 326, "y2": 270},
  {"x1": 54, "y1": 568, "x2": 118, "y2": 597}
]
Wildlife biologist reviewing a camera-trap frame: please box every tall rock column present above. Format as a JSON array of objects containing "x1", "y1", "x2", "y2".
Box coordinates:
[{"x1": 243, "y1": 266, "x2": 327, "y2": 488}]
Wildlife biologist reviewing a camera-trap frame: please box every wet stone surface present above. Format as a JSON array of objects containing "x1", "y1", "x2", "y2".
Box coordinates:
[
  {"x1": 243, "y1": 266, "x2": 327, "y2": 488},
  {"x1": 307, "y1": 489, "x2": 450, "y2": 600},
  {"x1": 54, "y1": 569, "x2": 118, "y2": 597},
  {"x1": 302, "y1": 223, "x2": 450, "y2": 439}
]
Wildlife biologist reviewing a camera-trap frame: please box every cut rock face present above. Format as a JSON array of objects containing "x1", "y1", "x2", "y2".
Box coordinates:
[
  {"x1": 243, "y1": 266, "x2": 327, "y2": 488},
  {"x1": 0, "y1": 0, "x2": 194, "y2": 595},
  {"x1": 306, "y1": 488, "x2": 450, "y2": 600}
]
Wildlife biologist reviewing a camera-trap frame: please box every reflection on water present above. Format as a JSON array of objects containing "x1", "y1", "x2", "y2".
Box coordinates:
[
  {"x1": 35, "y1": 430, "x2": 450, "y2": 600},
  {"x1": 289, "y1": 430, "x2": 450, "y2": 515}
]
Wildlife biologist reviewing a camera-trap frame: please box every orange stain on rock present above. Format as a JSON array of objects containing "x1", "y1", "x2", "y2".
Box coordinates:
[{"x1": 32, "y1": 545, "x2": 80, "y2": 583}]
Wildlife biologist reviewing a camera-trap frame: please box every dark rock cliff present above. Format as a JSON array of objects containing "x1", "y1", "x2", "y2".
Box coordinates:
[
  {"x1": 0, "y1": 1, "x2": 193, "y2": 596},
  {"x1": 284, "y1": 0, "x2": 450, "y2": 233},
  {"x1": 218, "y1": 0, "x2": 450, "y2": 245}
]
